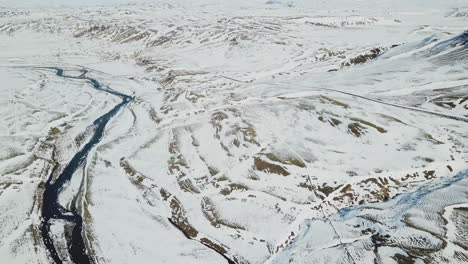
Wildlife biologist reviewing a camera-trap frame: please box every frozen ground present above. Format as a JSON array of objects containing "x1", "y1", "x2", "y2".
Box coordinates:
[{"x1": 0, "y1": 0, "x2": 467, "y2": 263}]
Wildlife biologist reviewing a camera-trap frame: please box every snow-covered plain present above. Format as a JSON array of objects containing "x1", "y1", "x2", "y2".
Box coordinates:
[{"x1": 0, "y1": 0, "x2": 467, "y2": 263}]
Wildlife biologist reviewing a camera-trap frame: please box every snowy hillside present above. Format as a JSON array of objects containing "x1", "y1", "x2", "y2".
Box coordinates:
[{"x1": 0, "y1": 0, "x2": 467, "y2": 263}]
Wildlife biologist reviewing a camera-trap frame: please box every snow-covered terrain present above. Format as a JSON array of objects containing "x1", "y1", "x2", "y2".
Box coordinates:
[{"x1": 0, "y1": 0, "x2": 467, "y2": 263}]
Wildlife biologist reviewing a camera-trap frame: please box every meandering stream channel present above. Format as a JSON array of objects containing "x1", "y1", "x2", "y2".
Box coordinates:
[{"x1": 40, "y1": 67, "x2": 132, "y2": 264}]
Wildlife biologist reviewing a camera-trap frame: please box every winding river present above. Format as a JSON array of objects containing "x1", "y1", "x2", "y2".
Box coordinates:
[{"x1": 40, "y1": 67, "x2": 132, "y2": 264}]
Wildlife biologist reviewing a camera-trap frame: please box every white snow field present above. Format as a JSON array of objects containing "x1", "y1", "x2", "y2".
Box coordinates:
[{"x1": 0, "y1": 0, "x2": 467, "y2": 263}]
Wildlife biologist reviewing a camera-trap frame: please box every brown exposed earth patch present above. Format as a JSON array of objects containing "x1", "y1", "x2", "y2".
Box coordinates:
[{"x1": 254, "y1": 157, "x2": 290, "y2": 176}]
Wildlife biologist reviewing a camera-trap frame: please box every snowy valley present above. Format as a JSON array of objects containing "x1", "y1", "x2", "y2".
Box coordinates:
[{"x1": 0, "y1": 0, "x2": 467, "y2": 263}]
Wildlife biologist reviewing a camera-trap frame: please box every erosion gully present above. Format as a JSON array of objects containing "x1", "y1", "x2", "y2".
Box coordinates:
[{"x1": 40, "y1": 67, "x2": 132, "y2": 264}]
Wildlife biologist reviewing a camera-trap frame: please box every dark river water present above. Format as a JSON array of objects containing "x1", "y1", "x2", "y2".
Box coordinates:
[{"x1": 41, "y1": 67, "x2": 132, "y2": 264}]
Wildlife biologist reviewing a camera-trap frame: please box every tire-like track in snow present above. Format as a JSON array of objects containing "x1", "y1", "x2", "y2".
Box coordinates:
[{"x1": 219, "y1": 76, "x2": 468, "y2": 123}]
